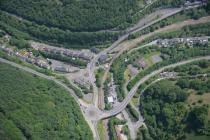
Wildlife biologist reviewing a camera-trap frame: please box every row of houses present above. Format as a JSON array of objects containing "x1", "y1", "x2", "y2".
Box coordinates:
[
  {"x1": 160, "y1": 72, "x2": 177, "y2": 78},
  {"x1": 1, "y1": 46, "x2": 50, "y2": 69},
  {"x1": 185, "y1": 0, "x2": 208, "y2": 6},
  {"x1": 31, "y1": 42, "x2": 94, "y2": 61},
  {"x1": 156, "y1": 36, "x2": 209, "y2": 47}
]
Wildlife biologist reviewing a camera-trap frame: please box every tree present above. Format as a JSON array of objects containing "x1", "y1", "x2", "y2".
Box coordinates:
[
  {"x1": 198, "y1": 60, "x2": 210, "y2": 68},
  {"x1": 188, "y1": 106, "x2": 209, "y2": 133},
  {"x1": 206, "y1": 0, "x2": 210, "y2": 13},
  {"x1": 176, "y1": 79, "x2": 190, "y2": 89}
]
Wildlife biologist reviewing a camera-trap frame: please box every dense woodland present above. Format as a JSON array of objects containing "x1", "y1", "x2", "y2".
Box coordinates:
[
  {"x1": 140, "y1": 79, "x2": 210, "y2": 140},
  {"x1": 0, "y1": 0, "x2": 188, "y2": 49},
  {"x1": 0, "y1": 0, "x2": 140, "y2": 31},
  {"x1": 0, "y1": 63, "x2": 93, "y2": 140},
  {"x1": 0, "y1": 0, "x2": 186, "y2": 31},
  {"x1": 0, "y1": 10, "x2": 119, "y2": 49}
]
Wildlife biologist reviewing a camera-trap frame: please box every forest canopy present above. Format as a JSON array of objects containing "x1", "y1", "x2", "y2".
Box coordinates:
[
  {"x1": 0, "y1": 0, "x2": 141, "y2": 31},
  {"x1": 0, "y1": 62, "x2": 93, "y2": 140},
  {"x1": 0, "y1": 0, "x2": 187, "y2": 49}
]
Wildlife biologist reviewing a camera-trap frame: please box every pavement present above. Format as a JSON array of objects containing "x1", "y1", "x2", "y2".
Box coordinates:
[
  {"x1": 98, "y1": 6, "x2": 207, "y2": 109},
  {"x1": 89, "y1": 6, "x2": 190, "y2": 108},
  {"x1": 0, "y1": 3, "x2": 208, "y2": 140},
  {"x1": 122, "y1": 110, "x2": 136, "y2": 140},
  {"x1": 0, "y1": 58, "x2": 100, "y2": 140},
  {"x1": 100, "y1": 55, "x2": 210, "y2": 119}
]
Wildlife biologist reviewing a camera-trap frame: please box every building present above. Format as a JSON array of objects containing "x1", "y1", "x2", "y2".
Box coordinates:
[
  {"x1": 34, "y1": 58, "x2": 50, "y2": 69},
  {"x1": 146, "y1": 0, "x2": 152, "y2": 4},
  {"x1": 2, "y1": 47, "x2": 13, "y2": 55},
  {"x1": 160, "y1": 72, "x2": 177, "y2": 78},
  {"x1": 30, "y1": 42, "x2": 94, "y2": 62},
  {"x1": 90, "y1": 47, "x2": 100, "y2": 54},
  {"x1": 157, "y1": 37, "x2": 209, "y2": 47},
  {"x1": 79, "y1": 52, "x2": 92, "y2": 61},
  {"x1": 108, "y1": 96, "x2": 114, "y2": 103},
  {"x1": 185, "y1": 0, "x2": 207, "y2": 6},
  {"x1": 99, "y1": 54, "x2": 108, "y2": 63}
]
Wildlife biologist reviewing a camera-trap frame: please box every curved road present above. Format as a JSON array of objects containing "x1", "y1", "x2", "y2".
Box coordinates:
[
  {"x1": 99, "y1": 56, "x2": 210, "y2": 119},
  {"x1": 88, "y1": 6, "x2": 194, "y2": 107},
  {"x1": 3, "y1": 56, "x2": 210, "y2": 139},
  {"x1": 0, "y1": 58, "x2": 99, "y2": 140},
  {"x1": 0, "y1": 4, "x2": 206, "y2": 140},
  {"x1": 132, "y1": 73, "x2": 210, "y2": 131}
]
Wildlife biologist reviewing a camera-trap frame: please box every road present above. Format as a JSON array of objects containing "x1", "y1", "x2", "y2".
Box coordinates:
[
  {"x1": 131, "y1": 73, "x2": 210, "y2": 132},
  {"x1": 4, "y1": 56, "x2": 210, "y2": 139},
  {"x1": 88, "y1": 6, "x2": 192, "y2": 108},
  {"x1": 122, "y1": 110, "x2": 136, "y2": 140},
  {"x1": 102, "y1": 15, "x2": 210, "y2": 87},
  {"x1": 0, "y1": 3, "x2": 207, "y2": 140},
  {"x1": 98, "y1": 7, "x2": 208, "y2": 108},
  {"x1": 0, "y1": 57, "x2": 100, "y2": 140},
  {"x1": 100, "y1": 56, "x2": 210, "y2": 119}
]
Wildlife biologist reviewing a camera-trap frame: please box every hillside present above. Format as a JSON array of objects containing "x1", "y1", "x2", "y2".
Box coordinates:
[
  {"x1": 0, "y1": 62, "x2": 93, "y2": 140},
  {"x1": 0, "y1": 0, "x2": 141, "y2": 31},
  {"x1": 0, "y1": 0, "x2": 186, "y2": 49},
  {"x1": 139, "y1": 60, "x2": 210, "y2": 140}
]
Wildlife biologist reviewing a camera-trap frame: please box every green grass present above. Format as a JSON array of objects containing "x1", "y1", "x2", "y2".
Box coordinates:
[
  {"x1": 0, "y1": 62, "x2": 93, "y2": 140},
  {"x1": 97, "y1": 120, "x2": 106, "y2": 140},
  {"x1": 95, "y1": 68, "x2": 105, "y2": 88}
]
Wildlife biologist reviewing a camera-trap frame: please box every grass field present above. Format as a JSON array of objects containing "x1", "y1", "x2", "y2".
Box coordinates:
[{"x1": 187, "y1": 92, "x2": 210, "y2": 119}]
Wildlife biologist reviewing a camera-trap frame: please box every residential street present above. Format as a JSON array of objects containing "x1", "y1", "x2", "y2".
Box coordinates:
[
  {"x1": 1, "y1": 3, "x2": 209, "y2": 140},
  {"x1": 2, "y1": 55, "x2": 210, "y2": 140},
  {"x1": 89, "y1": 6, "x2": 194, "y2": 108}
]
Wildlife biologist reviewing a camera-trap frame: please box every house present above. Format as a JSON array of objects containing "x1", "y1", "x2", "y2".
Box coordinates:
[
  {"x1": 91, "y1": 47, "x2": 100, "y2": 54},
  {"x1": 108, "y1": 96, "x2": 114, "y2": 103},
  {"x1": 79, "y1": 52, "x2": 92, "y2": 61},
  {"x1": 157, "y1": 37, "x2": 209, "y2": 47},
  {"x1": 34, "y1": 58, "x2": 50, "y2": 69},
  {"x1": 2, "y1": 47, "x2": 13, "y2": 55},
  {"x1": 146, "y1": 0, "x2": 152, "y2": 4},
  {"x1": 99, "y1": 54, "x2": 108, "y2": 63},
  {"x1": 160, "y1": 72, "x2": 177, "y2": 78},
  {"x1": 25, "y1": 57, "x2": 35, "y2": 64}
]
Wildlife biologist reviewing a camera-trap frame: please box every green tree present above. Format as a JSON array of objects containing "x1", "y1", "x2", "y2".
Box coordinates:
[{"x1": 188, "y1": 106, "x2": 209, "y2": 133}]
